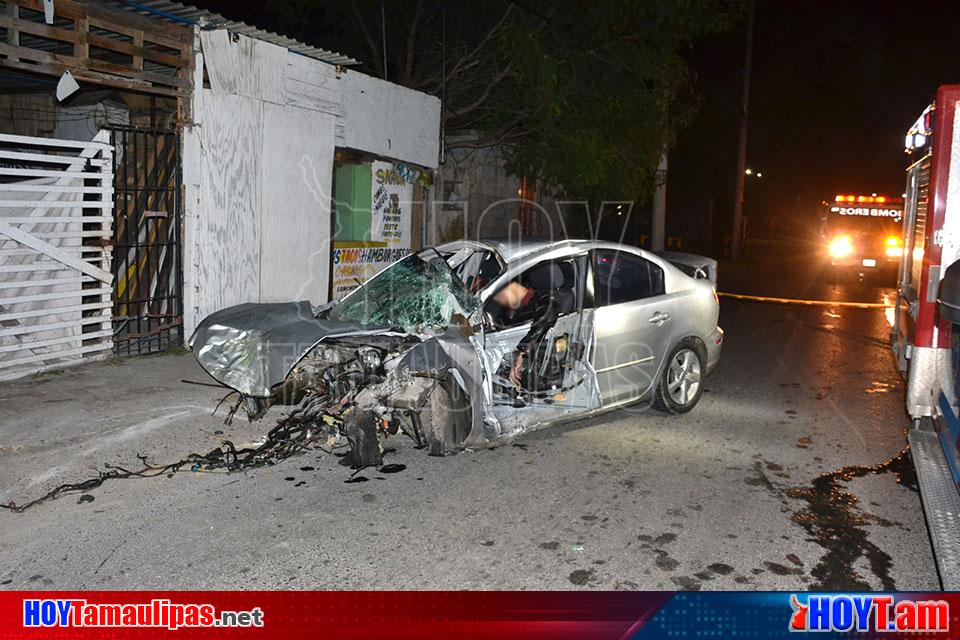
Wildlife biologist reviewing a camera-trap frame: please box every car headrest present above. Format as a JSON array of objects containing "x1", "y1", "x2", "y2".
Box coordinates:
[{"x1": 529, "y1": 264, "x2": 564, "y2": 290}]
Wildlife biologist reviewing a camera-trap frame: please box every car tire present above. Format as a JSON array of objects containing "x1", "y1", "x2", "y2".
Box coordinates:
[
  {"x1": 420, "y1": 377, "x2": 472, "y2": 456},
  {"x1": 652, "y1": 338, "x2": 706, "y2": 414}
]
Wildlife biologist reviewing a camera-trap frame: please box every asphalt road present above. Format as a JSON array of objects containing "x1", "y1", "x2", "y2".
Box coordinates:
[{"x1": 0, "y1": 248, "x2": 938, "y2": 590}]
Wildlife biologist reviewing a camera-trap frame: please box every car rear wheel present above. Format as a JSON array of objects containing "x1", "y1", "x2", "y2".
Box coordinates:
[{"x1": 652, "y1": 339, "x2": 705, "y2": 414}]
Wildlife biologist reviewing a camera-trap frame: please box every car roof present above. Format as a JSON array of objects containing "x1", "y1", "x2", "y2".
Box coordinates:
[
  {"x1": 438, "y1": 237, "x2": 673, "y2": 264},
  {"x1": 439, "y1": 237, "x2": 596, "y2": 263},
  {"x1": 435, "y1": 238, "x2": 703, "y2": 299}
]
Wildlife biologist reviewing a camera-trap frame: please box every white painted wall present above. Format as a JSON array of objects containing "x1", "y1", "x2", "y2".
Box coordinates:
[
  {"x1": 194, "y1": 90, "x2": 264, "y2": 314},
  {"x1": 338, "y1": 71, "x2": 441, "y2": 170},
  {"x1": 259, "y1": 101, "x2": 335, "y2": 302},
  {"x1": 181, "y1": 29, "x2": 439, "y2": 336}
]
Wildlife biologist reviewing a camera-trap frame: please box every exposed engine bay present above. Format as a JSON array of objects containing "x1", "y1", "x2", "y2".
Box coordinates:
[{"x1": 239, "y1": 331, "x2": 480, "y2": 468}]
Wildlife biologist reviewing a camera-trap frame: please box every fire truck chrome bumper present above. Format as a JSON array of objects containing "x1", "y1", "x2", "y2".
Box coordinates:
[{"x1": 909, "y1": 422, "x2": 960, "y2": 590}]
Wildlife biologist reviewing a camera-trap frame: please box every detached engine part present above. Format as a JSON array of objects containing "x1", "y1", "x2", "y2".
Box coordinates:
[{"x1": 344, "y1": 409, "x2": 383, "y2": 467}]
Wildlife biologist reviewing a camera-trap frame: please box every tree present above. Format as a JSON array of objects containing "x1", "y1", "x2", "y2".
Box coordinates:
[
  {"x1": 489, "y1": 1, "x2": 738, "y2": 201},
  {"x1": 270, "y1": 0, "x2": 739, "y2": 201}
]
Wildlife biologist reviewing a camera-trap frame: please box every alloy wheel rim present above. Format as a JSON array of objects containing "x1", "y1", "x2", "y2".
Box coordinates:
[{"x1": 667, "y1": 348, "x2": 701, "y2": 405}]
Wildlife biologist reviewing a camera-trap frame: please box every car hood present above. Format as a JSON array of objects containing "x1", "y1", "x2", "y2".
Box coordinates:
[{"x1": 188, "y1": 301, "x2": 400, "y2": 398}]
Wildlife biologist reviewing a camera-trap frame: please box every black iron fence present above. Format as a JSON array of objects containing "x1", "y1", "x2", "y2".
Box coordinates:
[{"x1": 107, "y1": 126, "x2": 183, "y2": 355}]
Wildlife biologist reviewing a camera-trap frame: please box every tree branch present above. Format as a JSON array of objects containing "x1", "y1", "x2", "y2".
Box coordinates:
[
  {"x1": 444, "y1": 5, "x2": 513, "y2": 83},
  {"x1": 444, "y1": 111, "x2": 530, "y2": 150},
  {"x1": 348, "y1": 0, "x2": 384, "y2": 78},
  {"x1": 445, "y1": 62, "x2": 513, "y2": 121},
  {"x1": 403, "y1": 0, "x2": 425, "y2": 85}
]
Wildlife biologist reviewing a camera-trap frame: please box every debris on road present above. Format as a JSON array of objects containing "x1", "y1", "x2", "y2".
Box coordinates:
[{"x1": 1, "y1": 397, "x2": 353, "y2": 513}]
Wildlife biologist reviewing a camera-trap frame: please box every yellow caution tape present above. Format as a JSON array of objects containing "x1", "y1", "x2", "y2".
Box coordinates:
[{"x1": 718, "y1": 292, "x2": 889, "y2": 309}]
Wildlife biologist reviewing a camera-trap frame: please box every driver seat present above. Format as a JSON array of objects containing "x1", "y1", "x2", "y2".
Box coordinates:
[
  {"x1": 526, "y1": 263, "x2": 576, "y2": 391},
  {"x1": 529, "y1": 263, "x2": 575, "y2": 316}
]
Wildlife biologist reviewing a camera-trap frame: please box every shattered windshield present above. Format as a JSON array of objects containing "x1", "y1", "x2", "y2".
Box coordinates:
[
  {"x1": 328, "y1": 249, "x2": 479, "y2": 328},
  {"x1": 440, "y1": 247, "x2": 504, "y2": 294}
]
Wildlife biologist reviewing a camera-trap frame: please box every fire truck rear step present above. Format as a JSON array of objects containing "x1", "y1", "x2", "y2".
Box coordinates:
[{"x1": 909, "y1": 425, "x2": 960, "y2": 590}]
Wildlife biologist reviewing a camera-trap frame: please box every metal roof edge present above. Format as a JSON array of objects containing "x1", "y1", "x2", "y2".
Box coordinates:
[{"x1": 111, "y1": 0, "x2": 360, "y2": 67}]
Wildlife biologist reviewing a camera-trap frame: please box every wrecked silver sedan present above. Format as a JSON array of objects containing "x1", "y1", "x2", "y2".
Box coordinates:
[{"x1": 189, "y1": 239, "x2": 723, "y2": 467}]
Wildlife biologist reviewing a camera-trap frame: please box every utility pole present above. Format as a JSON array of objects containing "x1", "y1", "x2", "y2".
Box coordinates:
[
  {"x1": 731, "y1": 0, "x2": 755, "y2": 259},
  {"x1": 651, "y1": 146, "x2": 668, "y2": 252},
  {"x1": 380, "y1": 0, "x2": 388, "y2": 80}
]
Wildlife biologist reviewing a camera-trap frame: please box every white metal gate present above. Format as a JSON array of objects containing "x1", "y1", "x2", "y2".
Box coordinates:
[{"x1": 0, "y1": 131, "x2": 114, "y2": 380}]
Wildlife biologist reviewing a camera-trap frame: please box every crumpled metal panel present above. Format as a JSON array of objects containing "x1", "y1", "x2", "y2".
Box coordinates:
[
  {"x1": 188, "y1": 301, "x2": 393, "y2": 397},
  {"x1": 189, "y1": 252, "x2": 482, "y2": 398},
  {"x1": 398, "y1": 329, "x2": 488, "y2": 443}
]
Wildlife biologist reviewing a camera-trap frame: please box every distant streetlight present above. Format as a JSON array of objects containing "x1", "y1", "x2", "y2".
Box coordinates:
[
  {"x1": 756, "y1": 172, "x2": 762, "y2": 177},
  {"x1": 745, "y1": 168, "x2": 753, "y2": 175}
]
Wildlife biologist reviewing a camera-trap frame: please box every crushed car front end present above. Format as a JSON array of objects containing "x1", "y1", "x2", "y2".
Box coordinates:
[{"x1": 188, "y1": 250, "x2": 490, "y2": 467}]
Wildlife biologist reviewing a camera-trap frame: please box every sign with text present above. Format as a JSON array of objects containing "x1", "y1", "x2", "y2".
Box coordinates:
[
  {"x1": 830, "y1": 205, "x2": 903, "y2": 222},
  {"x1": 330, "y1": 242, "x2": 410, "y2": 300},
  {"x1": 371, "y1": 161, "x2": 414, "y2": 247},
  {"x1": 3, "y1": 591, "x2": 959, "y2": 639}
]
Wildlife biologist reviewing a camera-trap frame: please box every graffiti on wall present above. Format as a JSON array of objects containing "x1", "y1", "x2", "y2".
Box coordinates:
[{"x1": 376, "y1": 162, "x2": 433, "y2": 189}]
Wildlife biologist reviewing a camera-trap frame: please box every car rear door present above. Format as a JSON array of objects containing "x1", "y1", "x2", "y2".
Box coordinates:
[{"x1": 591, "y1": 248, "x2": 679, "y2": 405}]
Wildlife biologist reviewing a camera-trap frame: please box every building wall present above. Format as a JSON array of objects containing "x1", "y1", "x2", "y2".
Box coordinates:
[
  {"x1": 182, "y1": 32, "x2": 335, "y2": 335},
  {"x1": 0, "y1": 93, "x2": 136, "y2": 141},
  {"x1": 339, "y1": 72, "x2": 440, "y2": 170},
  {"x1": 437, "y1": 142, "x2": 563, "y2": 244},
  {"x1": 181, "y1": 29, "x2": 440, "y2": 335}
]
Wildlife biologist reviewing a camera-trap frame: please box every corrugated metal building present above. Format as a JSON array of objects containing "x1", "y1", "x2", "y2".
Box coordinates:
[{"x1": 0, "y1": 0, "x2": 440, "y2": 377}]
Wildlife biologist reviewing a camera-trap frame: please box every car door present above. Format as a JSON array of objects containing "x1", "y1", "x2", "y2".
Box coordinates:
[
  {"x1": 481, "y1": 254, "x2": 588, "y2": 398},
  {"x1": 592, "y1": 248, "x2": 678, "y2": 405}
]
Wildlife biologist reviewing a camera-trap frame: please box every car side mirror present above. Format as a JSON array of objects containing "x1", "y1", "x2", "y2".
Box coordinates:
[{"x1": 938, "y1": 261, "x2": 960, "y2": 323}]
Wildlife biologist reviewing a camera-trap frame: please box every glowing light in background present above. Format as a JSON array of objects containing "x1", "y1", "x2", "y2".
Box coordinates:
[{"x1": 829, "y1": 235, "x2": 854, "y2": 258}]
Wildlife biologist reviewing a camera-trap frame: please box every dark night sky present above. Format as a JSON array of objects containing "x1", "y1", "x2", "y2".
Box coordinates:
[
  {"x1": 671, "y1": 0, "x2": 960, "y2": 247},
  {"x1": 191, "y1": 0, "x2": 960, "y2": 249}
]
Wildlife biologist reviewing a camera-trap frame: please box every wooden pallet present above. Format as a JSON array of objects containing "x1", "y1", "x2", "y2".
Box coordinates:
[{"x1": 0, "y1": 0, "x2": 191, "y2": 97}]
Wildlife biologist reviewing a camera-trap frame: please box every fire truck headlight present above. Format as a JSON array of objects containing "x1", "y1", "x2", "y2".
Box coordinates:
[
  {"x1": 829, "y1": 235, "x2": 854, "y2": 258},
  {"x1": 885, "y1": 235, "x2": 902, "y2": 257}
]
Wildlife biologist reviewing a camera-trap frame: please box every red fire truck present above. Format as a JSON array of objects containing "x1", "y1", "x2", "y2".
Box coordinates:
[{"x1": 894, "y1": 84, "x2": 960, "y2": 588}]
